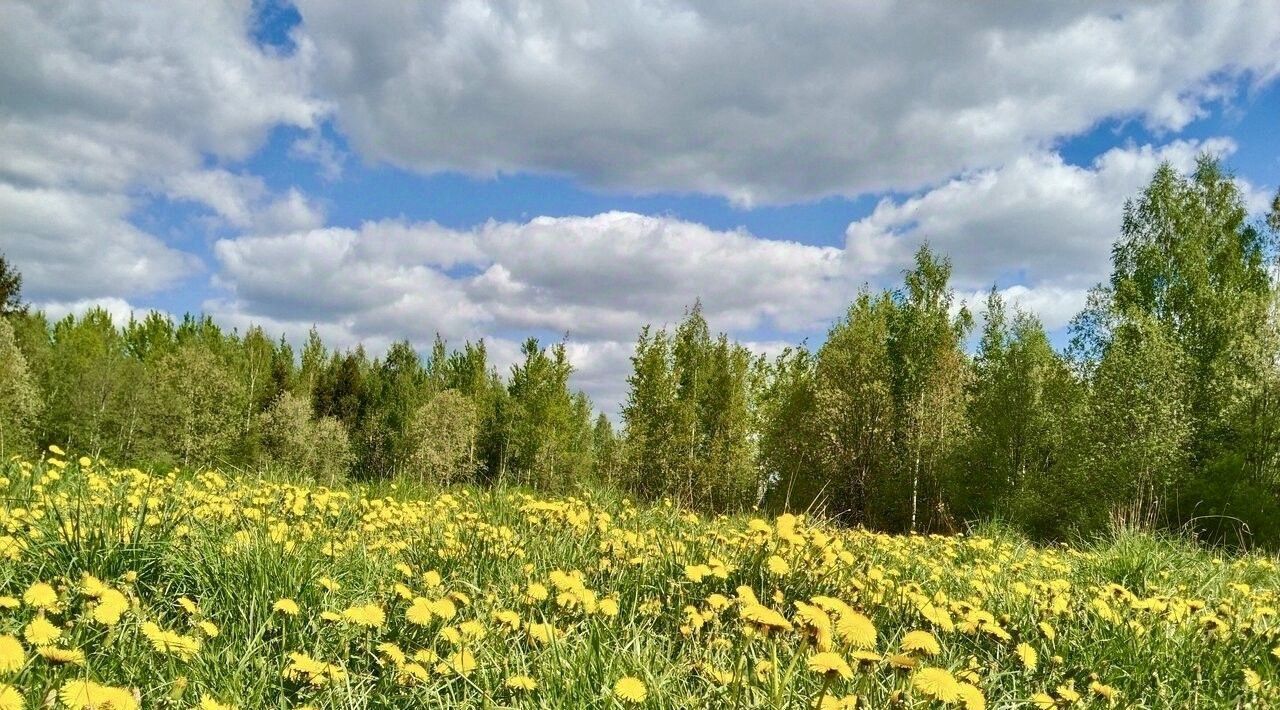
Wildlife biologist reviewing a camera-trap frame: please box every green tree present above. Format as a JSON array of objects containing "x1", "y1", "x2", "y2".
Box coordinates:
[
  {"x1": 0, "y1": 253, "x2": 25, "y2": 316},
  {"x1": 149, "y1": 344, "x2": 247, "y2": 469},
  {"x1": 809, "y1": 292, "x2": 897, "y2": 524},
  {"x1": 953, "y1": 290, "x2": 1082, "y2": 530},
  {"x1": 758, "y1": 346, "x2": 823, "y2": 513},
  {"x1": 0, "y1": 318, "x2": 40, "y2": 454},
  {"x1": 621, "y1": 327, "x2": 681, "y2": 500},
  {"x1": 405, "y1": 389, "x2": 479, "y2": 485},
  {"x1": 505, "y1": 339, "x2": 594, "y2": 489},
  {"x1": 258, "y1": 391, "x2": 354, "y2": 484},
  {"x1": 1085, "y1": 312, "x2": 1191, "y2": 531},
  {"x1": 886, "y1": 246, "x2": 972, "y2": 532}
]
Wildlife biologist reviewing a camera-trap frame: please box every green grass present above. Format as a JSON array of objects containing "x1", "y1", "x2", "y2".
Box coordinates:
[{"x1": 0, "y1": 454, "x2": 1277, "y2": 708}]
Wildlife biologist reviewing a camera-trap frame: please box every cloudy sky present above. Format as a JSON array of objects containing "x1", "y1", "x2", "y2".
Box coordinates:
[{"x1": 3, "y1": 1, "x2": 1280, "y2": 415}]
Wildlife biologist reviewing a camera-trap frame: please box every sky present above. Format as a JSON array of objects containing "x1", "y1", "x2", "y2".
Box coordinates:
[{"x1": 2, "y1": 1, "x2": 1280, "y2": 417}]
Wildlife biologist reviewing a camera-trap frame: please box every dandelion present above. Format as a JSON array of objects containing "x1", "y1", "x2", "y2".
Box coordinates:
[
  {"x1": 807, "y1": 652, "x2": 854, "y2": 681},
  {"x1": 836, "y1": 612, "x2": 877, "y2": 649},
  {"x1": 1015, "y1": 642, "x2": 1038, "y2": 671},
  {"x1": 22, "y1": 615, "x2": 60, "y2": 646},
  {"x1": 912, "y1": 667, "x2": 961, "y2": 703},
  {"x1": 273, "y1": 598, "x2": 300, "y2": 616},
  {"x1": 766, "y1": 555, "x2": 791, "y2": 575},
  {"x1": 0, "y1": 685, "x2": 21, "y2": 710},
  {"x1": 92, "y1": 589, "x2": 128, "y2": 626},
  {"x1": 406, "y1": 598, "x2": 434, "y2": 625},
  {"x1": 141, "y1": 621, "x2": 201, "y2": 661},
  {"x1": 1089, "y1": 681, "x2": 1119, "y2": 702},
  {"x1": 59, "y1": 680, "x2": 138, "y2": 710},
  {"x1": 446, "y1": 649, "x2": 476, "y2": 676},
  {"x1": 505, "y1": 675, "x2": 537, "y2": 691},
  {"x1": 900, "y1": 630, "x2": 941, "y2": 656},
  {"x1": 22, "y1": 582, "x2": 57, "y2": 610},
  {"x1": 613, "y1": 676, "x2": 647, "y2": 704},
  {"x1": 0, "y1": 637, "x2": 23, "y2": 674},
  {"x1": 38, "y1": 645, "x2": 84, "y2": 664},
  {"x1": 341, "y1": 604, "x2": 385, "y2": 628},
  {"x1": 957, "y1": 682, "x2": 986, "y2": 710}
]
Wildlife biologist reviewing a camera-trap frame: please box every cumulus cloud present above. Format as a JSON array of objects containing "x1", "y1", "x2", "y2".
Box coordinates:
[
  {"x1": 297, "y1": 0, "x2": 1280, "y2": 203},
  {"x1": 165, "y1": 170, "x2": 326, "y2": 233},
  {"x1": 208, "y1": 211, "x2": 850, "y2": 413},
  {"x1": 845, "y1": 138, "x2": 1239, "y2": 328},
  {"x1": 0, "y1": 0, "x2": 322, "y2": 301},
  {"x1": 37, "y1": 297, "x2": 165, "y2": 326}
]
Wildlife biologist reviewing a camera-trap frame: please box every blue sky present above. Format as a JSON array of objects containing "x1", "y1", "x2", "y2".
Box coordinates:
[{"x1": 3, "y1": 1, "x2": 1279, "y2": 413}]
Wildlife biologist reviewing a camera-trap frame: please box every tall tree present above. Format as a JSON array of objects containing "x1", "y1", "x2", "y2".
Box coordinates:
[
  {"x1": 405, "y1": 389, "x2": 480, "y2": 486},
  {"x1": 0, "y1": 253, "x2": 25, "y2": 316},
  {"x1": 505, "y1": 339, "x2": 594, "y2": 490},
  {"x1": 0, "y1": 318, "x2": 40, "y2": 454},
  {"x1": 953, "y1": 290, "x2": 1082, "y2": 529},
  {"x1": 621, "y1": 327, "x2": 681, "y2": 500},
  {"x1": 886, "y1": 246, "x2": 972, "y2": 532}
]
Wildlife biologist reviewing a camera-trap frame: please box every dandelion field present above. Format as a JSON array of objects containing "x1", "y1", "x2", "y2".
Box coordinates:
[{"x1": 1, "y1": 452, "x2": 1278, "y2": 709}]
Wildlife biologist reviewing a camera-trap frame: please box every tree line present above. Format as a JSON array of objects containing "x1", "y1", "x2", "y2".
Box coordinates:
[{"x1": 3, "y1": 157, "x2": 1280, "y2": 545}]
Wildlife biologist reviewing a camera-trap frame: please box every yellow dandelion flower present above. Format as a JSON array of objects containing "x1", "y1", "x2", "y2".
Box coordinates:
[
  {"x1": 37, "y1": 646, "x2": 84, "y2": 665},
  {"x1": 837, "y1": 612, "x2": 877, "y2": 649},
  {"x1": 196, "y1": 695, "x2": 236, "y2": 710},
  {"x1": 1015, "y1": 642, "x2": 1038, "y2": 671},
  {"x1": 447, "y1": 649, "x2": 476, "y2": 676},
  {"x1": 766, "y1": 555, "x2": 790, "y2": 575},
  {"x1": 0, "y1": 636, "x2": 23, "y2": 674},
  {"x1": 505, "y1": 675, "x2": 537, "y2": 691},
  {"x1": 1089, "y1": 681, "x2": 1119, "y2": 702},
  {"x1": 912, "y1": 667, "x2": 961, "y2": 703},
  {"x1": 957, "y1": 682, "x2": 985, "y2": 710},
  {"x1": 59, "y1": 680, "x2": 138, "y2": 710},
  {"x1": 22, "y1": 615, "x2": 60, "y2": 646},
  {"x1": 22, "y1": 582, "x2": 57, "y2": 610},
  {"x1": 807, "y1": 652, "x2": 853, "y2": 681},
  {"x1": 1030, "y1": 692, "x2": 1056, "y2": 709},
  {"x1": 900, "y1": 630, "x2": 941, "y2": 656},
  {"x1": 613, "y1": 676, "x2": 647, "y2": 704},
  {"x1": 341, "y1": 604, "x2": 385, "y2": 628},
  {"x1": 0, "y1": 684, "x2": 20, "y2": 710},
  {"x1": 273, "y1": 598, "x2": 300, "y2": 616},
  {"x1": 406, "y1": 598, "x2": 434, "y2": 626}
]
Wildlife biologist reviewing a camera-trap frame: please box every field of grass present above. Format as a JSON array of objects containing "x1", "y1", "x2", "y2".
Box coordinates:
[{"x1": 0, "y1": 449, "x2": 1277, "y2": 708}]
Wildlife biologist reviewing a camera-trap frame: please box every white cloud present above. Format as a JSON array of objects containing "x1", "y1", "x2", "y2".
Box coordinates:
[
  {"x1": 844, "y1": 138, "x2": 1238, "y2": 328},
  {"x1": 165, "y1": 170, "x2": 326, "y2": 233},
  {"x1": 0, "y1": 184, "x2": 199, "y2": 300},
  {"x1": 296, "y1": 0, "x2": 1280, "y2": 203},
  {"x1": 209, "y1": 211, "x2": 849, "y2": 412},
  {"x1": 0, "y1": 0, "x2": 323, "y2": 301},
  {"x1": 38, "y1": 297, "x2": 165, "y2": 326}
]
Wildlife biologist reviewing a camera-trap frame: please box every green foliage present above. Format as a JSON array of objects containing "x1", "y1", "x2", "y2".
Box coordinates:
[
  {"x1": 0, "y1": 317, "x2": 40, "y2": 453},
  {"x1": 0, "y1": 252, "x2": 25, "y2": 316},
  {"x1": 621, "y1": 304, "x2": 760, "y2": 511},
  {"x1": 259, "y1": 391, "x2": 354, "y2": 484},
  {"x1": 404, "y1": 389, "x2": 479, "y2": 486}
]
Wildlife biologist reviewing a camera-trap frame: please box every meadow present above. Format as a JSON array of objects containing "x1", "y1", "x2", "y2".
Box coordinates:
[{"x1": 0, "y1": 449, "x2": 1277, "y2": 709}]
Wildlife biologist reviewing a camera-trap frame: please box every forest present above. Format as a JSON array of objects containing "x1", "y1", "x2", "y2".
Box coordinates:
[{"x1": 3, "y1": 157, "x2": 1280, "y2": 547}]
